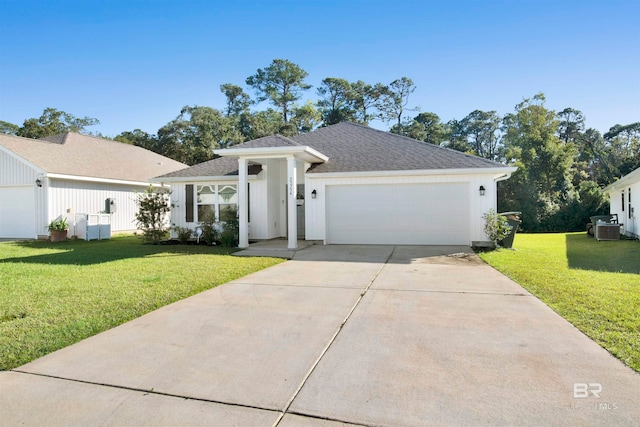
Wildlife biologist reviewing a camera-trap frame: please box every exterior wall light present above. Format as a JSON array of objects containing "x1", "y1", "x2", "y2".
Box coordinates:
[
  {"x1": 479, "y1": 185, "x2": 486, "y2": 196},
  {"x1": 35, "y1": 178, "x2": 42, "y2": 187},
  {"x1": 311, "y1": 189, "x2": 317, "y2": 199}
]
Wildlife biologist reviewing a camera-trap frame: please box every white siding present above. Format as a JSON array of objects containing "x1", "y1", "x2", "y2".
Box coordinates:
[
  {"x1": 266, "y1": 160, "x2": 284, "y2": 239},
  {"x1": 169, "y1": 183, "x2": 188, "y2": 231},
  {"x1": 608, "y1": 181, "x2": 639, "y2": 238},
  {"x1": 47, "y1": 179, "x2": 147, "y2": 234},
  {"x1": 248, "y1": 177, "x2": 268, "y2": 239},
  {"x1": 0, "y1": 148, "x2": 40, "y2": 186},
  {"x1": 305, "y1": 172, "x2": 500, "y2": 245},
  {"x1": 168, "y1": 177, "x2": 268, "y2": 239},
  {"x1": 35, "y1": 179, "x2": 48, "y2": 238},
  {"x1": 628, "y1": 181, "x2": 639, "y2": 237}
]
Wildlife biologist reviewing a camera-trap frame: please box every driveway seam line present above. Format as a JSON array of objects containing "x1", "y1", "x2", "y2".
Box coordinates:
[
  {"x1": 228, "y1": 281, "x2": 370, "y2": 290},
  {"x1": 9, "y1": 370, "x2": 281, "y2": 415},
  {"x1": 272, "y1": 246, "x2": 397, "y2": 427},
  {"x1": 371, "y1": 288, "x2": 531, "y2": 296},
  {"x1": 284, "y1": 410, "x2": 373, "y2": 426}
]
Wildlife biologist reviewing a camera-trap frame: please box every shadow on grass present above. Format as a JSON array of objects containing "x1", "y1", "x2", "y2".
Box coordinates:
[
  {"x1": 566, "y1": 233, "x2": 640, "y2": 274},
  {"x1": 0, "y1": 236, "x2": 238, "y2": 266}
]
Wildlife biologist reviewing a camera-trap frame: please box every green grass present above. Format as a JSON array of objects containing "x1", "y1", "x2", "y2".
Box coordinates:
[
  {"x1": 479, "y1": 233, "x2": 640, "y2": 372},
  {"x1": 0, "y1": 235, "x2": 283, "y2": 370}
]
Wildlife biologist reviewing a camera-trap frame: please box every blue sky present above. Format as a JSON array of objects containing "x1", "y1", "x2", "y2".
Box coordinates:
[{"x1": 1, "y1": 0, "x2": 638, "y2": 138}]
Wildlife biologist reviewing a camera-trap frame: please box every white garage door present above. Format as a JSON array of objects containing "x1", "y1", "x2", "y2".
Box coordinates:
[
  {"x1": 0, "y1": 186, "x2": 36, "y2": 238},
  {"x1": 326, "y1": 183, "x2": 469, "y2": 245}
]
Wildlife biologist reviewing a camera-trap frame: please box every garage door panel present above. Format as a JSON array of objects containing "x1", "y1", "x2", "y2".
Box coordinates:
[
  {"x1": 0, "y1": 187, "x2": 36, "y2": 238},
  {"x1": 330, "y1": 229, "x2": 467, "y2": 245},
  {"x1": 326, "y1": 183, "x2": 469, "y2": 245}
]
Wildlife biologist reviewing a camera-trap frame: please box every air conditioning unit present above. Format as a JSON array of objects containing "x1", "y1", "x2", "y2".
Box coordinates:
[{"x1": 595, "y1": 222, "x2": 620, "y2": 241}]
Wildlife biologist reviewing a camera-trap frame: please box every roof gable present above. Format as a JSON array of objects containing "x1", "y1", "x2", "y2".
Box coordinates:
[{"x1": 0, "y1": 133, "x2": 187, "y2": 183}]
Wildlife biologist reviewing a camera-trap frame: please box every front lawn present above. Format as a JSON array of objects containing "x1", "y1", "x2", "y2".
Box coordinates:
[
  {"x1": 0, "y1": 236, "x2": 283, "y2": 370},
  {"x1": 479, "y1": 232, "x2": 640, "y2": 372}
]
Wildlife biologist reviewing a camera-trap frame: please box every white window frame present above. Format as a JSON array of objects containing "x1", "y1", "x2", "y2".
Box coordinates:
[{"x1": 195, "y1": 183, "x2": 238, "y2": 222}]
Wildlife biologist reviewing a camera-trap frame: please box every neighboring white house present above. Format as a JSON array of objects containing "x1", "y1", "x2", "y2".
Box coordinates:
[
  {"x1": 0, "y1": 133, "x2": 186, "y2": 239},
  {"x1": 154, "y1": 122, "x2": 516, "y2": 248},
  {"x1": 602, "y1": 167, "x2": 640, "y2": 238}
]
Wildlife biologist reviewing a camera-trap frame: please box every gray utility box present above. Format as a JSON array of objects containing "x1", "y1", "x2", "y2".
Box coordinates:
[
  {"x1": 74, "y1": 214, "x2": 111, "y2": 241},
  {"x1": 595, "y1": 222, "x2": 621, "y2": 241}
]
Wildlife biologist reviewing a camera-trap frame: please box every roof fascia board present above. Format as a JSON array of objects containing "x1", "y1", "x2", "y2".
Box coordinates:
[
  {"x1": 47, "y1": 173, "x2": 158, "y2": 187},
  {"x1": 0, "y1": 144, "x2": 47, "y2": 174},
  {"x1": 149, "y1": 175, "x2": 261, "y2": 183},
  {"x1": 305, "y1": 167, "x2": 518, "y2": 179},
  {"x1": 216, "y1": 146, "x2": 329, "y2": 163}
]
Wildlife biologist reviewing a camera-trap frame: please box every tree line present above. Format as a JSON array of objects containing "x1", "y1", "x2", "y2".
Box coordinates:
[{"x1": 2, "y1": 58, "x2": 638, "y2": 233}]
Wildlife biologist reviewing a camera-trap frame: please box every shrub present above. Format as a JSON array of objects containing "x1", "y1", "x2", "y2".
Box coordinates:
[
  {"x1": 483, "y1": 209, "x2": 511, "y2": 248},
  {"x1": 134, "y1": 186, "x2": 171, "y2": 244},
  {"x1": 198, "y1": 210, "x2": 219, "y2": 245},
  {"x1": 219, "y1": 219, "x2": 239, "y2": 247},
  {"x1": 173, "y1": 226, "x2": 193, "y2": 243}
]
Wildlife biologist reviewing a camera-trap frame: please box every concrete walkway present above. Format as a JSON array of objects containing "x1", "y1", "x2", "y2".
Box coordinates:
[{"x1": 1, "y1": 245, "x2": 639, "y2": 426}]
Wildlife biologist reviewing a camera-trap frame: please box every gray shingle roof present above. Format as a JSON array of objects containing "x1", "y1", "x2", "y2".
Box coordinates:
[
  {"x1": 0, "y1": 133, "x2": 187, "y2": 182},
  {"x1": 293, "y1": 122, "x2": 504, "y2": 173},
  {"x1": 156, "y1": 122, "x2": 507, "y2": 179},
  {"x1": 157, "y1": 156, "x2": 262, "y2": 178}
]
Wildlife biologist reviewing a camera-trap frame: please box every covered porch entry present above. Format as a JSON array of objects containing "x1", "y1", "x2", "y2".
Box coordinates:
[{"x1": 216, "y1": 145, "x2": 328, "y2": 250}]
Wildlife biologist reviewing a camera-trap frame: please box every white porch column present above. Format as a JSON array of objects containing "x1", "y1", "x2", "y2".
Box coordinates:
[
  {"x1": 287, "y1": 156, "x2": 298, "y2": 249},
  {"x1": 238, "y1": 157, "x2": 249, "y2": 248}
]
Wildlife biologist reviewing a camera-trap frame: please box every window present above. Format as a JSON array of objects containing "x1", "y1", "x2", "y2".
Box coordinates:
[
  {"x1": 629, "y1": 188, "x2": 632, "y2": 219},
  {"x1": 190, "y1": 184, "x2": 239, "y2": 222},
  {"x1": 197, "y1": 185, "x2": 216, "y2": 221},
  {"x1": 622, "y1": 191, "x2": 625, "y2": 212},
  {"x1": 218, "y1": 185, "x2": 237, "y2": 221}
]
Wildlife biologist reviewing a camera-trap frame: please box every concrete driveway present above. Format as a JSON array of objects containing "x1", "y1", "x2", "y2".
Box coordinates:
[{"x1": 1, "y1": 245, "x2": 639, "y2": 426}]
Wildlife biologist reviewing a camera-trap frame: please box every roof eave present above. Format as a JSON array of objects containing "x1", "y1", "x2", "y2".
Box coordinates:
[
  {"x1": 150, "y1": 174, "x2": 261, "y2": 183},
  {"x1": 46, "y1": 173, "x2": 161, "y2": 187},
  {"x1": 305, "y1": 166, "x2": 518, "y2": 179},
  {"x1": 215, "y1": 145, "x2": 329, "y2": 163},
  {"x1": 602, "y1": 167, "x2": 640, "y2": 192}
]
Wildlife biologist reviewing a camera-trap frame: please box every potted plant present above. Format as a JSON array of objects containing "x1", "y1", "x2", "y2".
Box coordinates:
[{"x1": 48, "y1": 217, "x2": 69, "y2": 242}]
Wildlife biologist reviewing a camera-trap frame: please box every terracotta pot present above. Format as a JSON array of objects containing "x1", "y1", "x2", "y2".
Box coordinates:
[{"x1": 50, "y1": 230, "x2": 68, "y2": 242}]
